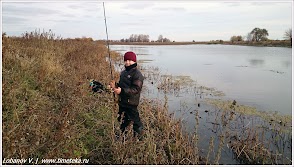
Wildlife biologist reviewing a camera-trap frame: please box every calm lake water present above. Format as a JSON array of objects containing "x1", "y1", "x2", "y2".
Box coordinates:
[
  {"x1": 111, "y1": 44, "x2": 292, "y2": 115},
  {"x1": 110, "y1": 44, "x2": 292, "y2": 164}
]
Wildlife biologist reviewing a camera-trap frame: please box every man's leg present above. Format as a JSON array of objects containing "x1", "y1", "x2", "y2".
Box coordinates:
[
  {"x1": 129, "y1": 107, "x2": 144, "y2": 138},
  {"x1": 120, "y1": 107, "x2": 131, "y2": 134}
]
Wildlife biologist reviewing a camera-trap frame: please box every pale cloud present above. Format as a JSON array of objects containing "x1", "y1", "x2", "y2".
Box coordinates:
[
  {"x1": 122, "y1": 2, "x2": 155, "y2": 10},
  {"x1": 1, "y1": 1, "x2": 292, "y2": 41},
  {"x1": 152, "y1": 7, "x2": 186, "y2": 12}
]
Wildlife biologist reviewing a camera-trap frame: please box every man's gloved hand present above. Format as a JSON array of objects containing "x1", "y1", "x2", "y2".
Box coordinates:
[{"x1": 109, "y1": 80, "x2": 116, "y2": 89}]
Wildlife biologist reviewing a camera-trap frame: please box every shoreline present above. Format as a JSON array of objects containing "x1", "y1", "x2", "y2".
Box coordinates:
[{"x1": 106, "y1": 41, "x2": 292, "y2": 48}]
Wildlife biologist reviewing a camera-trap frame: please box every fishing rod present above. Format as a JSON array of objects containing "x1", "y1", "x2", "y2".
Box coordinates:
[
  {"x1": 103, "y1": 2, "x2": 116, "y2": 141},
  {"x1": 102, "y1": 2, "x2": 117, "y2": 99},
  {"x1": 103, "y1": 2, "x2": 114, "y2": 81}
]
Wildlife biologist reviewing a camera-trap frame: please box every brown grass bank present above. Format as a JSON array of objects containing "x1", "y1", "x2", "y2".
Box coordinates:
[{"x1": 2, "y1": 31, "x2": 203, "y2": 165}]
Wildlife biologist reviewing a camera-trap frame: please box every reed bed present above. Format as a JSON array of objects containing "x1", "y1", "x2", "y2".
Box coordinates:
[
  {"x1": 154, "y1": 74, "x2": 225, "y2": 98},
  {"x1": 206, "y1": 99, "x2": 292, "y2": 164}
]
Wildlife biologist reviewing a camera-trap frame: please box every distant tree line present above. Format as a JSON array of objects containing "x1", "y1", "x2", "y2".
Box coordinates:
[
  {"x1": 230, "y1": 35, "x2": 243, "y2": 42},
  {"x1": 284, "y1": 28, "x2": 292, "y2": 41},
  {"x1": 120, "y1": 34, "x2": 150, "y2": 42},
  {"x1": 156, "y1": 34, "x2": 171, "y2": 42},
  {"x1": 230, "y1": 27, "x2": 292, "y2": 43},
  {"x1": 231, "y1": 27, "x2": 269, "y2": 42},
  {"x1": 250, "y1": 28, "x2": 269, "y2": 42},
  {"x1": 118, "y1": 28, "x2": 291, "y2": 44},
  {"x1": 120, "y1": 34, "x2": 171, "y2": 43}
]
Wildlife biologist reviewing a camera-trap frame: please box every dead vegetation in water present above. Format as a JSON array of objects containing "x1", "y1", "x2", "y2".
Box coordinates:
[
  {"x1": 156, "y1": 75, "x2": 225, "y2": 98},
  {"x1": 269, "y1": 70, "x2": 285, "y2": 74},
  {"x1": 137, "y1": 59, "x2": 154, "y2": 64},
  {"x1": 229, "y1": 128, "x2": 278, "y2": 164},
  {"x1": 206, "y1": 99, "x2": 292, "y2": 131},
  {"x1": 205, "y1": 99, "x2": 292, "y2": 164}
]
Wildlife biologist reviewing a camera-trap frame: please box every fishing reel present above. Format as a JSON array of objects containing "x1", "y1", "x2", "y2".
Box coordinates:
[
  {"x1": 89, "y1": 79, "x2": 107, "y2": 93},
  {"x1": 89, "y1": 79, "x2": 117, "y2": 93}
]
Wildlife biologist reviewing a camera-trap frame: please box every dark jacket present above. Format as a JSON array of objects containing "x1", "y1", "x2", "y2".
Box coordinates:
[{"x1": 118, "y1": 64, "x2": 144, "y2": 107}]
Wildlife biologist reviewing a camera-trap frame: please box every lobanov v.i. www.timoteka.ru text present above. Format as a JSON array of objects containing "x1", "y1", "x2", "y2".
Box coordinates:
[{"x1": 3, "y1": 158, "x2": 90, "y2": 164}]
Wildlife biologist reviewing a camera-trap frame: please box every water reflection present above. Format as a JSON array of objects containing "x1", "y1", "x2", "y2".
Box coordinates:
[
  {"x1": 282, "y1": 60, "x2": 291, "y2": 68},
  {"x1": 129, "y1": 46, "x2": 149, "y2": 55},
  {"x1": 248, "y1": 59, "x2": 265, "y2": 66}
]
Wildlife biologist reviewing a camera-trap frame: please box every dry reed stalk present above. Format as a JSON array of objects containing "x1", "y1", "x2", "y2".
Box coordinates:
[
  {"x1": 214, "y1": 134, "x2": 225, "y2": 165},
  {"x1": 206, "y1": 136, "x2": 214, "y2": 165}
]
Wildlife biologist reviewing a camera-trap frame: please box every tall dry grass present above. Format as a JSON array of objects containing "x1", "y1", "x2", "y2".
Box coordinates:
[
  {"x1": 111, "y1": 97, "x2": 201, "y2": 164},
  {"x1": 3, "y1": 30, "x2": 117, "y2": 164},
  {"x1": 2, "y1": 31, "x2": 203, "y2": 165}
]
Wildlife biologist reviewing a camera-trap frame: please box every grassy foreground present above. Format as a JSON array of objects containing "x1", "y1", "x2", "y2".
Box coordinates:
[{"x1": 2, "y1": 32, "x2": 202, "y2": 165}]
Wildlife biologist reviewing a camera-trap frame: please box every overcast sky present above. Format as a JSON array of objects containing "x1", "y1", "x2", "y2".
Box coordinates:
[{"x1": 1, "y1": 1, "x2": 293, "y2": 41}]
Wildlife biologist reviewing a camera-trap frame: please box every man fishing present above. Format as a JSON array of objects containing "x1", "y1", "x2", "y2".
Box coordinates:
[{"x1": 110, "y1": 51, "x2": 144, "y2": 139}]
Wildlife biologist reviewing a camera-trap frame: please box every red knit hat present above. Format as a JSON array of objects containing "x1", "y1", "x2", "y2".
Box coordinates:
[{"x1": 124, "y1": 51, "x2": 137, "y2": 62}]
